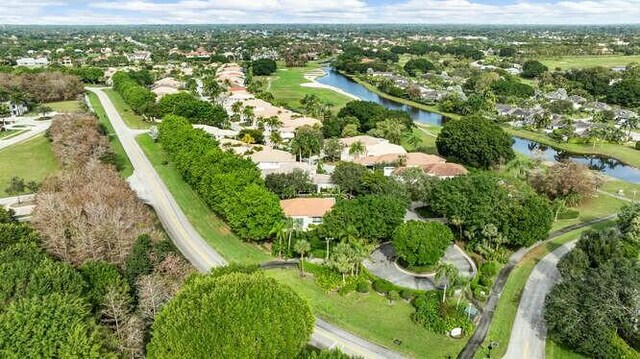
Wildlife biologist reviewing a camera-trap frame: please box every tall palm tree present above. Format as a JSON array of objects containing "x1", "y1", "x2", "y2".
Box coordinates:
[
  {"x1": 294, "y1": 239, "x2": 311, "y2": 276},
  {"x1": 348, "y1": 140, "x2": 366, "y2": 159},
  {"x1": 242, "y1": 106, "x2": 255, "y2": 126},
  {"x1": 435, "y1": 263, "x2": 459, "y2": 303},
  {"x1": 269, "y1": 220, "x2": 289, "y2": 258}
]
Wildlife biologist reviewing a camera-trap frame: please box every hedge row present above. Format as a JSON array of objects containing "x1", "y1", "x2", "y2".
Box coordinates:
[
  {"x1": 158, "y1": 115, "x2": 283, "y2": 241},
  {"x1": 112, "y1": 71, "x2": 156, "y2": 115}
]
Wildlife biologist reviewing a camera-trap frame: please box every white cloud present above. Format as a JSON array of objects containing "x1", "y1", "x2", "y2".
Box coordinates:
[{"x1": 0, "y1": 0, "x2": 639, "y2": 24}]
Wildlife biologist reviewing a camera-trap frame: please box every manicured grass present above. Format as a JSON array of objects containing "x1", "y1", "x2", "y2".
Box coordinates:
[
  {"x1": 103, "y1": 89, "x2": 151, "y2": 129},
  {"x1": 546, "y1": 340, "x2": 587, "y2": 359},
  {"x1": 0, "y1": 135, "x2": 59, "y2": 197},
  {"x1": 87, "y1": 92, "x2": 134, "y2": 178},
  {"x1": 136, "y1": 134, "x2": 272, "y2": 264},
  {"x1": 265, "y1": 64, "x2": 353, "y2": 113},
  {"x1": 400, "y1": 126, "x2": 437, "y2": 153},
  {"x1": 541, "y1": 55, "x2": 640, "y2": 70},
  {"x1": 0, "y1": 130, "x2": 24, "y2": 139},
  {"x1": 507, "y1": 127, "x2": 640, "y2": 169},
  {"x1": 478, "y1": 221, "x2": 614, "y2": 359},
  {"x1": 600, "y1": 178, "x2": 640, "y2": 202},
  {"x1": 550, "y1": 193, "x2": 625, "y2": 231},
  {"x1": 265, "y1": 268, "x2": 466, "y2": 358},
  {"x1": 27, "y1": 100, "x2": 83, "y2": 115}
]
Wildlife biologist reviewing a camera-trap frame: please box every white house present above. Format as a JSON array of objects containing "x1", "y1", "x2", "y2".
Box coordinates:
[
  {"x1": 339, "y1": 135, "x2": 407, "y2": 162},
  {"x1": 280, "y1": 197, "x2": 335, "y2": 230},
  {"x1": 193, "y1": 124, "x2": 239, "y2": 141},
  {"x1": 126, "y1": 51, "x2": 152, "y2": 62},
  {"x1": 2, "y1": 101, "x2": 28, "y2": 117},
  {"x1": 249, "y1": 147, "x2": 296, "y2": 170},
  {"x1": 16, "y1": 57, "x2": 49, "y2": 67}
]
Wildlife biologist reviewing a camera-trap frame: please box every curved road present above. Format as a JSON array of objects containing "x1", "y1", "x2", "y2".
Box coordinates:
[{"x1": 88, "y1": 88, "x2": 403, "y2": 359}]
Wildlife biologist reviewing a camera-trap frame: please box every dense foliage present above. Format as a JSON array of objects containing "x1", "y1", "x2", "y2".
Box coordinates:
[
  {"x1": 412, "y1": 291, "x2": 473, "y2": 335},
  {"x1": 251, "y1": 58, "x2": 278, "y2": 76},
  {"x1": 147, "y1": 272, "x2": 314, "y2": 358},
  {"x1": 157, "y1": 92, "x2": 228, "y2": 127},
  {"x1": 521, "y1": 60, "x2": 548, "y2": 78},
  {"x1": 337, "y1": 100, "x2": 413, "y2": 133},
  {"x1": 320, "y1": 195, "x2": 406, "y2": 242},
  {"x1": 436, "y1": 116, "x2": 514, "y2": 169},
  {"x1": 0, "y1": 72, "x2": 83, "y2": 103},
  {"x1": 111, "y1": 71, "x2": 156, "y2": 115},
  {"x1": 528, "y1": 161, "x2": 602, "y2": 206},
  {"x1": 426, "y1": 172, "x2": 553, "y2": 252},
  {"x1": 404, "y1": 58, "x2": 435, "y2": 76},
  {"x1": 545, "y1": 209, "x2": 640, "y2": 358},
  {"x1": 393, "y1": 221, "x2": 453, "y2": 267},
  {"x1": 158, "y1": 115, "x2": 283, "y2": 240},
  {"x1": 265, "y1": 169, "x2": 315, "y2": 199}
]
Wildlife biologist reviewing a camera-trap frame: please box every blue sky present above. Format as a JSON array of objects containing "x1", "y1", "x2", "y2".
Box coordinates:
[{"x1": 2, "y1": 0, "x2": 639, "y2": 25}]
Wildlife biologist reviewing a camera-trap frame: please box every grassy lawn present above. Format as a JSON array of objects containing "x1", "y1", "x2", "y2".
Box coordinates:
[
  {"x1": 265, "y1": 64, "x2": 353, "y2": 113},
  {"x1": 0, "y1": 135, "x2": 59, "y2": 197},
  {"x1": 136, "y1": 134, "x2": 271, "y2": 264},
  {"x1": 541, "y1": 55, "x2": 640, "y2": 70},
  {"x1": 400, "y1": 126, "x2": 438, "y2": 153},
  {"x1": 550, "y1": 193, "x2": 625, "y2": 231},
  {"x1": 477, "y1": 221, "x2": 614, "y2": 359},
  {"x1": 0, "y1": 129, "x2": 25, "y2": 140},
  {"x1": 507, "y1": 128, "x2": 640, "y2": 169},
  {"x1": 87, "y1": 92, "x2": 134, "y2": 178},
  {"x1": 103, "y1": 89, "x2": 151, "y2": 129},
  {"x1": 266, "y1": 268, "x2": 466, "y2": 358},
  {"x1": 26, "y1": 100, "x2": 84, "y2": 115},
  {"x1": 546, "y1": 340, "x2": 587, "y2": 359},
  {"x1": 600, "y1": 178, "x2": 640, "y2": 202}
]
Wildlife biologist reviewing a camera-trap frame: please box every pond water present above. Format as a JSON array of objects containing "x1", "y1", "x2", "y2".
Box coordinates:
[{"x1": 316, "y1": 67, "x2": 640, "y2": 184}]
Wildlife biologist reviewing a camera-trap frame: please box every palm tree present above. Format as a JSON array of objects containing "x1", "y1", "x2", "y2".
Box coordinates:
[
  {"x1": 231, "y1": 101, "x2": 243, "y2": 116},
  {"x1": 407, "y1": 132, "x2": 422, "y2": 149},
  {"x1": 242, "y1": 106, "x2": 255, "y2": 126},
  {"x1": 348, "y1": 140, "x2": 366, "y2": 159},
  {"x1": 435, "y1": 263, "x2": 459, "y2": 303},
  {"x1": 294, "y1": 239, "x2": 311, "y2": 276},
  {"x1": 269, "y1": 220, "x2": 289, "y2": 258}
]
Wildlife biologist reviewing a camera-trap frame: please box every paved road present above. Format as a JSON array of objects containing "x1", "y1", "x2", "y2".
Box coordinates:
[
  {"x1": 89, "y1": 87, "x2": 402, "y2": 359},
  {"x1": 503, "y1": 240, "x2": 578, "y2": 359},
  {"x1": 458, "y1": 215, "x2": 616, "y2": 358},
  {"x1": 0, "y1": 117, "x2": 52, "y2": 151}
]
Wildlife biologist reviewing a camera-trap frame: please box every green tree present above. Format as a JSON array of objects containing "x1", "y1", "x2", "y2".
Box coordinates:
[
  {"x1": 331, "y1": 162, "x2": 367, "y2": 195},
  {"x1": 435, "y1": 263, "x2": 458, "y2": 302},
  {"x1": 0, "y1": 293, "x2": 113, "y2": 358},
  {"x1": 5, "y1": 176, "x2": 25, "y2": 203},
  {"x1": 521, "y1": 60, "x2": 548, "y2": 79},
  {"x1": 404, "y1": 58, "x2": 435, "y2": 76},
  {"x1": 323, "y1": 138, "x2": 344, "y2": 162},
  {"x1": 147, "y1": 272, "x2": 314, "y2": 358},
  {"x1": 265, "y1": 169, "x2": 315, "y2": 199},
  {"x1": 392, "y1": 221, "x2": 453, "y2": 267},
  {"x1": 436, "y1": 116, "x2": 514, "y2": 169},
  {"x1": 290, "y1": 125, "x2": 324, "y2": 162},
  {"x1": 251, "y1": 59, "x2": 277, "y2": 76},
  {"x1": 223, "y1": 184, "x2": 284, "y2": 241},
  {"x1": 294, "y1": 239, "x2": 311, "y2": 276},
  {"x1": 348, "y1": 140, "x2": 366, "y2": 158}
]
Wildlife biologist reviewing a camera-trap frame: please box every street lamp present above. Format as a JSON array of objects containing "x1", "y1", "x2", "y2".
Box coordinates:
[{"x1": 325, "y1": 237, "x2": 334, "y2": 262}]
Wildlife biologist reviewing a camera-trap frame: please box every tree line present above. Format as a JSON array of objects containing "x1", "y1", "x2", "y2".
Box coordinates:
[
  {"x1": 158, "y1": 115, "x2": 283, "y2": 241},
  {"x1": 0, "y1": 72, "x2": 84, "y2": 103}
]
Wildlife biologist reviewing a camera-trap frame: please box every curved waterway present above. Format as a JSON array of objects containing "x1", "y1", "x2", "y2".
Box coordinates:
[{"x1": 317, "y1": 67, "x2": 640, "y2": 184}]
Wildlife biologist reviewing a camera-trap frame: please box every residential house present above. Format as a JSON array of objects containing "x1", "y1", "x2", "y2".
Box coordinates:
[
  {"x1": 193, "y1": 125, "x2": 239, "y2": 141},
  {"x1": 420, "y1": 163, "x2": 468, "y2": 179},
  {"x1": 15, "y1": 57, "x2": 49, "y2": 67},
  {"x1": 339, "y1": 135, "x2": 407, "y2": 162},
  {"x1": 250, "y1": 147, "x2": 296, "y2": 170},
  {"x1": 279, "y1": 197, "x2": 335, "y2": 230},
  {"x1": 151, "y1": 77, "x2": 182, "y2": 99},
  {"x1": 126, "y1": 51, "x2": 152, "y2": 62},
  {"x1": 545, "y1": 88, "x2": 568, "y2": 101},
  {"x1": 2, "y1": 101, "x2": 28, "y2": 117},
  {"x1": 354, "y1": 152, "x2": 445, "y2": 176}
]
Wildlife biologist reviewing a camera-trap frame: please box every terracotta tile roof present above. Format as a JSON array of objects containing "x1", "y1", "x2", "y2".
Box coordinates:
[
  {"x1": 422, "y1": 163, "x2": 468, "y2": 178},
  {"x1": 354, "y1": 152, "x2": 445, "y2": 166},
  {"x1": 280, "y1": 198, "x2": 335, "y2": 217}
]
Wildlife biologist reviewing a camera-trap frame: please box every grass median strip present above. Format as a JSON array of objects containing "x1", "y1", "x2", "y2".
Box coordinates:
[{"x1": 136, "y1": 134, "x2": 271, "y2": 264}]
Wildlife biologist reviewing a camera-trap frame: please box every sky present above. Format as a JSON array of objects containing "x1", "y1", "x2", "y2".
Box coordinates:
[{"x1": 2, "y1": 0, "x2": 640, "y2": 25}]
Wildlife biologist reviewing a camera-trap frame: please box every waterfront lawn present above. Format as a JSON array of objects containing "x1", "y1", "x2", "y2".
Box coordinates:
[
  {"x1": 266, "y1": 268, "x2": 466, "y2": 358},
  {"x1": 0, "y1": 135, "x2": 59, "y2": 197},
  {"x1": 506, "y1": 127, "x2": 640, "y2": 169},
  {"x1": 103, "y1": 89, "x2": 151, "y2": 129},
  {"x1": 87, "y1": 92, "x2": 134, "y2": 178},
  {"x1": 541, "y1": 55, "x2": 640, "y2": 70},
  {"x1": 136, "y1": 134, "x2": 272, "y2": 264},
  {"x1": 401, "y1": 126, "x2": 438, "y2": 153},
  {"x1": 477, "y1": 221, "x2": 614, "y2": 359},
  {"x1": 600, "y1": 178, "x2": 640, "y2": 202},
  {"x1": 265, "y1": 64, "x2": 353, "y2": 113}
]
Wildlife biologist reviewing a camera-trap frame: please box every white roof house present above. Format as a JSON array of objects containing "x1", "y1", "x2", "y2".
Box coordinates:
[
  {"x1": 193, "y1": 125, "x2": 239, "y2": 141},
  {"x1": 249, "y1": 147, "x2": 296, "y2": 170},
  {"x1": 339, "y1": 135, "x2": 407, "y2": 162},
  {"x1": 16, "y1": 57, "x2": 49, "y2": 67}
]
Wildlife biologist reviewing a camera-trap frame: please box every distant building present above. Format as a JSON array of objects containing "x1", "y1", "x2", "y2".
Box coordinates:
[
  {"x1": 2, "y1": 101, "x2": 28, "y2": 117},
  {"x1": 126, "y1": 51, "x2": 152, "y2": 62},
  {"x1": 15, "y1": 57, "x2": 49, "y2": 67}
]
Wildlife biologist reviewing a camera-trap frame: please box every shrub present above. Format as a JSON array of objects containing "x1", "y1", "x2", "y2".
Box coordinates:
[
  {"x1": 392, "y1": 221, "x2": 453, "y2": 267},
  {"x1": 636, "y1": 141, "x2": 640, "y2": 150},
  {"x1": 387, "y1": 291, "x2": 400, "y2": 303},
  {"x1": 372, "y1": 279, "x2": 394, "y2": 294},
  {"x1": 400, "y1": 289, "x2": 415, "y2": 301},
  {"x1": 356, "y1": 281, "x2": 371, "y2": 293},
  {"x1": 147, "y1": 272, "x2": 314, "y2": 358},
  {"x1": 412, "y1": 291, "x2": 473, "y2": 335},
  {"x1": 557, "y1": 208, "x2": 580, "y2": 220}
]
